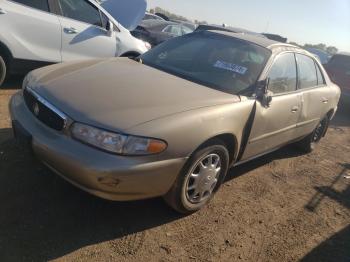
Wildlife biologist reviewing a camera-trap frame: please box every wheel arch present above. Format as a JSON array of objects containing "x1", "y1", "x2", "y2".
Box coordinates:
[
  {"x1": 120, "y1": 51, "x2": 141, "y2": 58},
  {"x1": 192, "y1": 133, "x2": 238, "y2": 166},
  {"x1": 0, "y1": 41, "x2": 13, "y2": 67},
  {"x1": 327, "y1": 108, "x2": 336, "y2": 120}
]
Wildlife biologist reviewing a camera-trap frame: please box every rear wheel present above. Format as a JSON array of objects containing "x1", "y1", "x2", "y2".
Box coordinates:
[
  {"x1": 0, "y1": 55, "x2": 7, "y2": 87},
  {"x1": 297, "y1": 116, "x2": 330, "y2": 153},
  {"x1": 164, "y1": 140, "x2": 229, "y2": 214}
]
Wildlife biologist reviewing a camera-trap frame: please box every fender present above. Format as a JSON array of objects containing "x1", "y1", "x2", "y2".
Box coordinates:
[
  {"x1": 236, "y1": 100, "x2": 257, "y2": 162},
  {"x1": 0, "y1": 40, "x2": 13, "y2": 67}
]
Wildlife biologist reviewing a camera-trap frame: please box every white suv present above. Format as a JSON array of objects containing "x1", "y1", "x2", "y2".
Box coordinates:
[{"x1": 0, "y1": 0, "x2": 150, "y2": 86}]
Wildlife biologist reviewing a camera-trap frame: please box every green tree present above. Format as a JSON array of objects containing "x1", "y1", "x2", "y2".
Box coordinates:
[
  {"x1": 326, "y1": 46, "x2": 338, "y2": 55},
  {"x1": 291, "y1": 42, "x2": 338, "y2": 55},
  {"x1": 154, "y1": 6, "x2": 191, "y2": 22}
]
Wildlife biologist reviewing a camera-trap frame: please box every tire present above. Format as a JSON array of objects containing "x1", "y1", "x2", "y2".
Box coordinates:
[
  {"x1": 121, "y1": 52, "x2": 140, "y2": 59},
  {"x1": 296, "y1": 116, "x2": 330, "y2": 153},
  {"x1": 164, "y1": 139, "x2": 229, "y2": 214},
  {"x1": 0, "y1": 55, "x2": 7, "y2": 87}
]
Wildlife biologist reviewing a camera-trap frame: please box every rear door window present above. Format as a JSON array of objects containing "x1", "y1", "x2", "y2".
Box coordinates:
[
  {"x1": 296, "y1": 54, "x2": 318, "y2": 89},
  {"x1": 163, "y1": 25, "x2": 172, "y2": 33},
  {"x1": 182, "y1": 26, "x2": 193, "y2": 35},
  {"x1": 58, "y1": 0, "x2": 103, "y2": 27},
  {"x1": 164, "y1": 25, "x2": 182, "y2": 36},
  {"x1": 268, "y1": 53, "x2": 297, "y2": 94},
  {"x1": 12, "y1": 0, "x2": 49, "y2": 12}
]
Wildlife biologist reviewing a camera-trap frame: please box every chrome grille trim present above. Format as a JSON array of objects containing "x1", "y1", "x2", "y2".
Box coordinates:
[{"x1": 25, "y1": 86, "x2": 68, "y2": 130}]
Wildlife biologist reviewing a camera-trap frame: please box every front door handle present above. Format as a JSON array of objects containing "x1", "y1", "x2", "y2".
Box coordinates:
[
  {"x1": 0, "y1": 8, "x2": 7, "y2": 14},
  {"x1": 322, "y1": 98, "x2": 329, "y2": 104},
  {"x1": 64, "y1": 27, "x2": 78, "y2": 34},
  {"x1": 291, "y1": 106, "x2": 299, "y2": 113}
]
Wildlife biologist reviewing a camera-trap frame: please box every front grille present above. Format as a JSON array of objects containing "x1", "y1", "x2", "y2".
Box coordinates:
[{"x1": 23, "y1": 87, "x2": 67, "y2": 131}]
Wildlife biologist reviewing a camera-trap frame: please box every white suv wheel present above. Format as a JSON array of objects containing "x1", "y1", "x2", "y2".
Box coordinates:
[{"x1": 0, "y1": 55, "x2": 6, "y2": 87}]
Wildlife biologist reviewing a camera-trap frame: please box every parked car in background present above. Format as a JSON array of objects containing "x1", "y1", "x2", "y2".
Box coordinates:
[
  {"x1": 132, "y1": 20, "x2": 193, "y2": 47},
  {"x1": 325, "y1": 52, "x2": 350, "y2": 103},
  {"x1": 170, "y1": 19, "x2": 197, "y2": 31},
  {"x1": 143, "y1": 12, "x2": 164, "y2": 21},
  {"x1": 152, "y1": 13, "x2": 197, "y2": 30},
  {"x1": 0, "y1": 0, "x2": 150, "y2": 87},
  {"x1": 195, "y1": 24, "x2": 266, "y2": 38},
  {"x1": 10, "y1": 31, "x2": 340, "y2": 213},
  {"x1": 305, "y1": 48, "x2": 331, "y2": 65}
]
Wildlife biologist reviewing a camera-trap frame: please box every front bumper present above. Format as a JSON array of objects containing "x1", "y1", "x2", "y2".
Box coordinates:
[{"x1": 9, "y1": 92, "x2": 186, "y2": 201}]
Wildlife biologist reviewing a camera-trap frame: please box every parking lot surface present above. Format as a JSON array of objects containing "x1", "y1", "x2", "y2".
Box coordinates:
[{"x1": 0, "y1": 77, "x2": 349, "y2": 262}]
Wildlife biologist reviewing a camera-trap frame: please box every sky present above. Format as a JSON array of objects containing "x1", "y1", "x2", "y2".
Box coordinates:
[{"x1": 147, "y1": 0, "x2": 350, "y2": 52}]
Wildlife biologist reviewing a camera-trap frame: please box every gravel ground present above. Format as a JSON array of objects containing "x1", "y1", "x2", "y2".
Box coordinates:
[{"x1": 0, "y1": 77, "x2": 349, "y2": 262}]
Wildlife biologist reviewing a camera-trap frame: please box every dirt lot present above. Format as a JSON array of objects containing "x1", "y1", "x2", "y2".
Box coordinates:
[{"x1": 0, "y1": 77, "x2": 349, "y2": 262}]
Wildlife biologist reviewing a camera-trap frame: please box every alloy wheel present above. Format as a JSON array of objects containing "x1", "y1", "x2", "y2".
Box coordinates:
[{"x1": 185, "y1": 153, "x2": 222, "y2": 204}]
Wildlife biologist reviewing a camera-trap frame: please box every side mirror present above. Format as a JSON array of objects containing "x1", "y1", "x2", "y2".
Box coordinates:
[
  {"x1": 106, "y1": 21, "x2": 113, "y2": 37},
  {"x1": 256, "y1": 78, "x2": 272, "y2": 107}
]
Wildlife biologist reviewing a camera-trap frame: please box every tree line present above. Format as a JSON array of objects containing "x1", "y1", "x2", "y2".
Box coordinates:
[{"x1": 149, "y1": 7, "x2": 338, "y2": 54}]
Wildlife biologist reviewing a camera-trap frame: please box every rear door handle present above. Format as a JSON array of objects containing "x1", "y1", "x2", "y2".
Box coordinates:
[
  {"x1": 322, "y1": 98, "x2": 329, "y2": 104},
  {"x1": 0, "y1": 8, "x2": 7, "y2": 14},
  {"x1": 291, "y1": 106, "x2": 299, "y2": 113},
  {"x1": 64, "y1": 27, "x2": 78, "y2": 34}
]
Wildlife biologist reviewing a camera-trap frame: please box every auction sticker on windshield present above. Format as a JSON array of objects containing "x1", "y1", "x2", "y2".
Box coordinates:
[{"x1": 214, "y1": 60, "x2": 248, "y2": 75}]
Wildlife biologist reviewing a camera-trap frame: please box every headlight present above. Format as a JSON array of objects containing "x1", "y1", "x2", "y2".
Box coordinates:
[{"x1": 71, "y1": 123, "x2": 167, "y2": 155}]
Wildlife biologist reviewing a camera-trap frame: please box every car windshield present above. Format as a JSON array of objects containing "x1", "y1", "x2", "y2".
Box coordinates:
[{"x1": 140, "y1": 31, "x2": 271, "y2": 95}]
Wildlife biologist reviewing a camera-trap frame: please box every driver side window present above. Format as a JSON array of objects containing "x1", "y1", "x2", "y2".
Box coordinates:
[
  {"x1": 268, "y1": 53, "x2": 297, "y2": 94},
  {"x1": 58, "y1": 0, "x2": 103, "y2": 27},
  {"x1": 164, "y1": 25, "x2": 182, "y2": 36}
]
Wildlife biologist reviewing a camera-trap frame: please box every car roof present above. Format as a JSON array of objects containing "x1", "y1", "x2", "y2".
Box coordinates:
[
  {"x1": 336, "y1": 52, "x2": 350, "y2": 57},
  {"x1": 140, "y1": 19, "x2": 178, "y2": 28},
  {"x1": 196, "y1": 24, "x2": 265, "y2": 38},
  {"x1": 198, "y1": 24, "x2": 251, "y2": 33},
  {"x1": 208, "y1": 30, "x2": 302, "y2": 51},
  {"x1": 144, "y1": 12, "x2": 164, "y2": 19}
]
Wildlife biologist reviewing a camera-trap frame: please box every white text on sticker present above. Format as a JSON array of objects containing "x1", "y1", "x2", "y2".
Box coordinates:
[{"x1": 214, "y1": 60, "x2": 248, "y2": 75}]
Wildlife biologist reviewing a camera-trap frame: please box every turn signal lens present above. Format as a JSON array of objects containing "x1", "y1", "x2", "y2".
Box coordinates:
[{"x1": 147, "y1": 140, "x2": 167, "y2": 153}]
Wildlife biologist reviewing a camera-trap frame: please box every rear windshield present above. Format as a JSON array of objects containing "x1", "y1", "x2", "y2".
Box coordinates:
[
  {"x1": 140, "y1": 31, "x2": 271, "y2": 95},
  {"x1": 328, "y1": 55, "x2": 350, "y2": 71}
]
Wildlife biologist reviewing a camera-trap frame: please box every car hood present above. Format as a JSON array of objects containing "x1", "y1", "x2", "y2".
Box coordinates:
[
  {"x1": 100, "y1": 0, "x2": 147, "y2": 31},
  {"x1": 28, "y1": 58, "x2": 239, "y2": 132}
]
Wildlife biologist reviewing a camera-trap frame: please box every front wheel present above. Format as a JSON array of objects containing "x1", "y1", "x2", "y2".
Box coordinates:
[
  {"x1": 164, "y1": 140, "x2": 229, "y2": 214},
  {"x1": 0, "y1": 55, "x2": 7, "y2": 87},
  {"x1": 296, "y1": 116, "x2": 330, "y2": 153}
]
